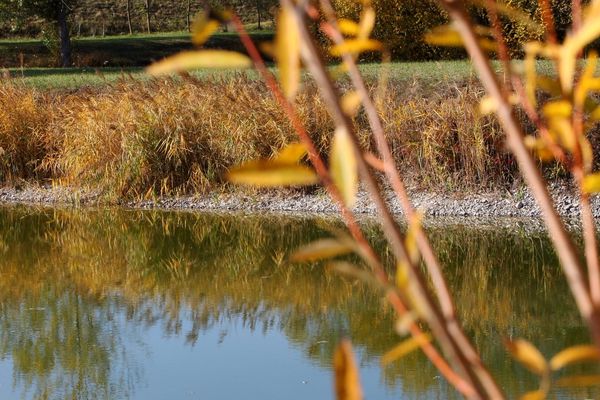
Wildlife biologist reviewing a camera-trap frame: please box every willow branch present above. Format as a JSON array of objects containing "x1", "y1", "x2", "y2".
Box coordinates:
[
  {"x1": 439, "y1": 0, "x2": 600, "y2": 348},
  {"x1": 231, "y1": 14, "x2": 478, "y2": 398},
  {"x1": 317, "y1": 1, "x2": 503, "y2": 397},
  {"x1": 284, "y1": 2, "x2": 504, "y2": 397}
]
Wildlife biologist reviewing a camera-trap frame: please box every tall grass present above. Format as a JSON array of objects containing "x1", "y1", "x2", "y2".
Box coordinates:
[{"x1": 0, "y1": 75, "x2": 518, "y2": 199}]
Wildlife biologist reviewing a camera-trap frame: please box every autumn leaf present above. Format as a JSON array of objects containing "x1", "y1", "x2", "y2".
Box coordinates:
[
  {"x1": 147, "y1": 50, "x2": 251, "y2": 75},
  {"x1": 331, "y1": 127, "x2": 359, "y2": 207},
  {"x1": 330, "y1": 39, "x2": 382, "y2": 56},
  {"x1": 550, "y1": 345, "x2": 600, "y2": 370},
  {"x1": 290, "y1": 238, "x2": 354, "y2": 262},
  {"x1": 341, "y1": 91, "x2": 362, "y2": 116},
  {"x1": 582, "y1": 173, "x2": 600, "y2": 194},
  {"x1": 505, "y1": 339, "x2": 548, "y2": 375},
  {"x1": 191, "y1": 11, "x2": 220, "y2": 45},
  {"x1": 338, "y1": 19, "x2": 360, "y2": 36},
  {"x1": 274, "y1": 142, "x2": 308, "y2": 164},
  {"x1": 381, "y1": 334, "x2": 431, "y2": 366},
  {"x1": 555, "y1": 374, "x2": 600, "y2": 387},
  {"x1": 275, "y1": 6, "x2": 300, "y2": 99},
  {"x1": 227, "y1": 160, "x2": 318, "y2": 187}
]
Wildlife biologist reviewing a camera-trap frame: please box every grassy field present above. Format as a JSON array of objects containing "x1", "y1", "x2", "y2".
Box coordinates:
[{"x1": 3, "y1": 59, "x2": 559, "y2": 89}]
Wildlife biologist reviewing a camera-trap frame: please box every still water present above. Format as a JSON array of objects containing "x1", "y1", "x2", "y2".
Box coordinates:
[{"x1": 0, "y1": 205, "x2": 597, "y2": 399}]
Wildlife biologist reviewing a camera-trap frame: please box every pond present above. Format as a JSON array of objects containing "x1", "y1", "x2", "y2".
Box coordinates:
[{"x1": 0, "y1": 205, "x2": 597, "y2": 399}]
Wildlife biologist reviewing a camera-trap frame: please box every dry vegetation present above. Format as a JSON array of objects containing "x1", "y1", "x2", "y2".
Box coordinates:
[{"x1": 0, "y1": 75, "x2": 523, "y2": 199}]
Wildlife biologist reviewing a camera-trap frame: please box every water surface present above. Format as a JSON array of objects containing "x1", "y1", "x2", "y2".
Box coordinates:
[{"x1": 0, "y1": 206, "x2": 597, "y2": 399}]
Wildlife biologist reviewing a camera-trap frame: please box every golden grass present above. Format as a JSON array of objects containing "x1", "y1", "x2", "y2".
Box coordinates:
[{"x1": 0, "y1": 75, "x2": 518, "y2": 198}]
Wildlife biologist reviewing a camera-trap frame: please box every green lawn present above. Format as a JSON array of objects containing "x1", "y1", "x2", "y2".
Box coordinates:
[
  {"x1": 0, "y1": 30, "x2": 562, "y2": 89},
  {"x1": 4, "y1": 59, "x2": 559, "y2": 90}
]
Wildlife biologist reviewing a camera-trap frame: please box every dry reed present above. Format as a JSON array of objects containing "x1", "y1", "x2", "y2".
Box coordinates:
[{"x1": 0, "y1": 75, "x2": 521, "y2": 198}]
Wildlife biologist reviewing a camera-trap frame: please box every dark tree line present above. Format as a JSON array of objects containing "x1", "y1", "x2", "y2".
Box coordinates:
[{"x1": 0, "y1": 0, "x2": 278, "y2": 67}]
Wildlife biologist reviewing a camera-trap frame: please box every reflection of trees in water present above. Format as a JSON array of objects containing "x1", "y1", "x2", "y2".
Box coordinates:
[
  {"x1": 0, "y1": 289, "x2": 141, "y2": 400},
  {"x1": 0, "y1": 206, "x2": 596, "y2": 398}
]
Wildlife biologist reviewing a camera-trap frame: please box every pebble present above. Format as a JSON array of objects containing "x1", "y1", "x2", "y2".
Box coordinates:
[{"x1": 0, "y1": 182, "x2": 598, "y2": 220}]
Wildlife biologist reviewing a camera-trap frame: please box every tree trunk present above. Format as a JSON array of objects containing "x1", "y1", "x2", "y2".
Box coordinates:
[
  {"x1": 256, "y1": 0, "x2": 262, "y2": 30},
  {"x1": 126, "y1": 0, "x2": 133, "y2": 35},
  {"x1": 144, "y1": 0, "x2": 151, "y2": 34},
  {"x1": 58, "y1": 3, "x2": 72, "y2": 67},
  {"x1": 186, "y1": 0, "x2": 191, "y2": 32}
]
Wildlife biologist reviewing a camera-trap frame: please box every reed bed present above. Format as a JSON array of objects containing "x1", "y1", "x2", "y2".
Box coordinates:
[{"x1": 0, "y1": 75, "x2": 520, "y2": 199}]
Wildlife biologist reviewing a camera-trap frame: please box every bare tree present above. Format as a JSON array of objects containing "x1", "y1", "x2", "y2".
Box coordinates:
[
  {"x1": 144, "y1": 0, "x2": 151, "y2": 33},
  {"x1": 125, "y1": 0, "x2": 133, "y2": 35}
]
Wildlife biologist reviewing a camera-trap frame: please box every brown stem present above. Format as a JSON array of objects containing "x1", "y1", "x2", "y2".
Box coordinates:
[
  {"x1": 439, "y1": 0, "x2": 600, "y2": 348},
  {"x1": 538, "y1": 0, "x2": 557, "y2": 45},
  {"x1": 231, "y1": 14, "x2": 478, "y2": 398},
  {"x1": 581, "y1": 191, "x2": 600, "y2": 306},
  {"x1": 572, "y1": 0, "x2": 582, "y2": 34},
  {"x1": 484, "y1": 0, "x2": 512, "y2": 88}
]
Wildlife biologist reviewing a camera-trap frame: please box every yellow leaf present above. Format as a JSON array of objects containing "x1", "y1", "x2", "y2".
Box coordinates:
[
  {"x1": 191, "y1": 12, "x2": 220, "y2": 45},
  {"x1": 396, "y1": 261, "x2": 409, "y2": 289},
  {"x1": 274, "y1": 142, "x2": 308, "y2": 164},
  {"x1": 227, "y1": 160, "x2": 318, "y2": 187},
  {"x1": 394, "y1": 312, "x2": 418, "y2": 336},
  {"x1": 147, "y1": 50, "x2": 251, "y2": 75},
  {"x1": 479, "y1": 94, "x2": 519, "y2": 114},
  {"x1": 520, "y1": 389, "x2": 546, "y2": 400},
  {"x1": 338, "y1": 19, "x2": 360, "y2": 36},
  {"x1": 405, "y1": 212, "x2": 423, "y2": 265},
  {"x1": 581, "y1": 137, "x2": 594, "y2": 173},
  {"x1": 381, "y1": 333, "x2": 431, "y2": 366},
  {"x1": 543, "y1": 100, "x2": 572, "y2": 119},
  {"x1": 259, "y1": 41, "x2": 274, "y2": 57},
  {"x1": 555, "y1": 374, "x2": 600, "y2": 387},
  {"x1": 536, "y1": 76, "x2": 562, "y2": 96},
  {"x1": 341, "y1": 91, "x2": 362, "y2": 116},
  {"x1": 548, "y1": 118, "x2": 576, "y2": 151},
  {"x1": 290, "y1": 238, "x2": 354, "y2": 262},
  {"x1": 550, "y1": 345, "x2": 600, "y2": 370},
  {"x1": 582, "y1": 173, "x2": 600, "y2": 194},
  {"x1": 425, "y1": 25, "x2": 496, "y2": 52},
  {"x1": 524, "y1": 136, "x2": 555, "y2": 162},
  {"x1": 275, "y1": 6, "x2": 300, "y2": 100},
  {"x1": 575, "y1": 52, "x2": 599, "y2": 106},
  {"x1": 330, "y1": 39, "x2": 382, "y2": 57},
  {"x1": 563, "y1": 4, "x2": 600, "y2": 58},
  {"x1": 524, "y1": 42, "x2": 542, "y2": 106},
  {"x1": 479, "y1": 96, "x2": 498, "y2": 115},
  {"x1": 425, "y1": 26, "x2": 463, "y2": 47},
  {"x1": 591, "y1": 105, "x2": 600, "y2": 121},
  {"x1": 358, "y1": 8, "x2": 375, "y2": 39},
  {"x1": 331, "y1": 127, "x2": 359, "y2": 207},
  {"x1": 334, "y1": 340, "x2": 363, "y2": 400},
  {"x1": 505, "y1": 339, "x2": 548, "y2": 375}
]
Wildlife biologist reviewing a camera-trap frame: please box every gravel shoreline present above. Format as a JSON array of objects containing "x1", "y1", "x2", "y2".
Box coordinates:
[{"x1": 1, "y1": 182, "x2": 598, "y2": 219}]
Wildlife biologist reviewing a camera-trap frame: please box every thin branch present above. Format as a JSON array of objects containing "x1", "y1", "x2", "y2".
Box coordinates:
[
  {"x1": 484, "y1": 0, "x2": 512, "y2": 88},
  {"x1": 439, "y1": 0, "x2": 600, "y2": 348},
  {"x1": 231, "y1": 14, "x2": 478, "y2": 399},
  {"x1": 538, "y1": 0, "x2": 558, "y2": 45},
  {"x1": 286, "y1": 2, "x2": 495, "y2": 397},
  {"x1": 317, "y1": 0, "x2": 503, "y2": 397}
]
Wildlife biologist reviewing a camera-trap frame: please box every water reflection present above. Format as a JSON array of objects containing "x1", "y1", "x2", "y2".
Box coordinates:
[{"x1": 0, "y1": 205, "x2": 597, "y2": 399}]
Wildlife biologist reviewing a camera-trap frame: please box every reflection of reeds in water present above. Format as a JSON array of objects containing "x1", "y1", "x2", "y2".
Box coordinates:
[{"x1": 0, "y1": 206, "x2": 594, "y2": 398}]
